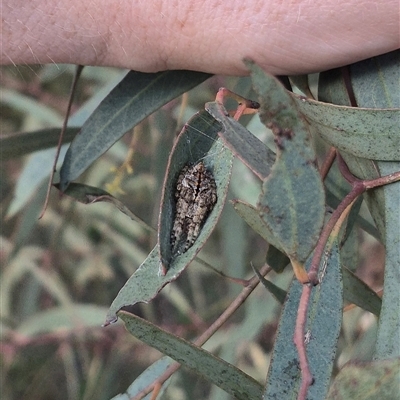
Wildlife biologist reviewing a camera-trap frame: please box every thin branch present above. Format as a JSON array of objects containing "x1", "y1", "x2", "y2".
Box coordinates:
[
  {"x1": 294, "y1": 284, "x2": 314, "y2": 399},
  {"x1": 319, "y1": 147, "x2": 336, "y2": 180},
  {"x1": 296, "y1": 198, "x2": 356, "y2": 400},
  {"x1": 307, "y1": 186, "x2": 362, "y2": 284},
  {"x1": 39, "y1": 65, "x2": 83, "y2": 219}
]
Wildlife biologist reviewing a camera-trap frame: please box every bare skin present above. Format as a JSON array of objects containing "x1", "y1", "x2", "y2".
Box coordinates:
[{"x1": 2, "y1": 0, "x2": 399, "y2": 75}]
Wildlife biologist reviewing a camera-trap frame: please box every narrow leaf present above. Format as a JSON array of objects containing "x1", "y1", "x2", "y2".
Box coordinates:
[
  {"x1": 289, "y1": 75, "x2": 314, "y2": 98},
  {"x1": 374, "y1": 161, "x2": 400, "y2": 359},
  {"x1": 231, "y1": 200, "x2": 283, "y2": 252},
  {"x1": 294, "y1": 97, "x2": 400, "y2": 161},
  {"x1": 53, "y1": 182, "x2": 153, "y2": 234},
  {"x1": 264, "y1": 241, "x2": 342, "y2": 399},
  {"x1": 60, "y1": 70, "x2": 211, "y2": 189},
  {"x1": 158, "y1": 110, "x2": 233, "y2": 272},
  {"x1": 319, "y1": 52, "x2": 400, "y2": 359},
  {"x1": 1, "y1": 127, "x2": 79, "y2": 160},
  {"x1": 106, "y1": 112, "x2": 232, "y2": 325},
  {"x1": 205, "y1": 101, "x2": 275, "y2": 180},
  {"x1": 119, "y1": 311, "x2": 264, "y2": 400},
  {"x1": 105, "y1": 246, "x2": 166, "y2": 325},
  {"x1": 247, "y1": 61, "x2": 325, "y2": 265},
  {"x1": 111, "y1": 357, "x2": 173, "y2": 400},
  {"x1": 17, "y1": 304, "x2": 109, "y2": 336},
  {"x1": 349, "y1": 52, "x2": 400, "y2": 360},
  {"x1": 265, "y1": 245, "x2": 290, "y2": 273},
  {"x1": 250, "y1": 264, "x2": 287, "y2": 304},
  {"x1": 342, "y1": 266, "x2": 381, "y2": 316}
]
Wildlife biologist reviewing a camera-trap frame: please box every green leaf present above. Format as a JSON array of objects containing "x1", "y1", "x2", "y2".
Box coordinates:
[
  {"x1": 0, "y1": 127, "x2": 79, "y2": 160},
  {"x1": 264, "y1": 241, "x2": 342, "y2": 399},
  {"x1": 265, "y1": 245, "x2": 290, "y2": 273},
  {"x1": 106, "y1": 111, "x2": 232, "y2": 325},
  {"x1": 111, "y1": 357, "x2": 173, "y2": 400},
  {"x1": 231, "y1": 200, "x2": 283, "y2": 252},
  {"x1": 54, "y1": 182, "x2": 154, "y2": 234},
  {"x1": 319, "y1": 51, "x2": 400, "y2": 359},
  {"x1": 342, "y1": 266, "x2": 381, "y2": 316},
  {"x1": 231, "y1": 200, "x2": 290, "y2": 273},
  {"x1": 6, "y1": 151, "x2": 53, "y2": 219},
  {"x1": 250, "y1": 264, "x2": 287, "y2": 304},
  {"x1": 59, "y1": 70, "x2": 211, "y2": 189},
  {"x1": 349, "y1": 50, "x2": 399, "y2": 108},
  {"x1": 158, "y1": 110, "x2": 233, "y2": 271},
  {"x1": 118, "y1": 311, "x2": 264, "y2": 400},
  {"x1": 289, "y1": 75, "x2": 314, "y2": 98},
  {"x1": 16, "y1": 304, "x2": 109, "y2": 336},
  {"x1": 247, "y1": 61, "x2": 325, "y2": 265},
  {"x1": 349, "y1": 54, "x2": 400, "y2": 360},
  {"x1": 1, "y1": 88, "x2": 63, "y2": 125},
  {"x1": 5, "y1": 72, "x2": 127, "y2": 217},
  {"x1": 294, "y1": 97, "x2": 400, "y2": 161},
  {"x1": 105, "y1": 246, "x2": 165, "y2": 325},
  {"x1": 309, "y1": 51, "x2": 400, "y2": 161},
  {"x1": 326, "y1": 358, "x2": 400, "y2": 400},
  {"x1": 373, "y1": 161, "x2": 400, "y2": 359},
  {"x1": 205, "y1": 101, "x2": 275, "y2": 180}
]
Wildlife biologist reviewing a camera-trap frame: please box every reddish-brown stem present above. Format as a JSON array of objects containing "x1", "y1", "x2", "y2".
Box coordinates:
[
  {"x1": 307, "y1": 183, "x2": 364, "y2": 283},
  {"x1": 295, "y1": 153, "x2": 400, "y2": 399},
  {"x1": 319, "y1": 147, "x2": 337, "y2": 180},
  {"x1": 294, "y1": 284, "x2": 314, "y2": 398},
  {"x1": 215, "y1": 87, "x2": 260, "y2": 121},
  {"x1": 131, "y1": 263, "x2": 272, "y2": 400},
  {"x1": 336, "y1": 153, "x2": 400, "y2": 189},
  {"x1": 336, "y1": 152, "x2": 359, "y2": 184}
]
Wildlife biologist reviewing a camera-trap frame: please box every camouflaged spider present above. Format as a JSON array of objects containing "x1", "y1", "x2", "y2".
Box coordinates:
[{"x1": 170, "y1": 161, "x2": 217, "y2": 256}]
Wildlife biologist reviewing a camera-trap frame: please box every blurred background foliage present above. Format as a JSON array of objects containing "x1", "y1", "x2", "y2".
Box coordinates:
[{"x1": 0, "y1": 65, "x2": 384, "y2": 399}]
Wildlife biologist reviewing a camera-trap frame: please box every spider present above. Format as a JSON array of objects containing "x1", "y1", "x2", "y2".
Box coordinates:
[{"x1": 170, "y1": 161, "x2": 217, "y2": 256}]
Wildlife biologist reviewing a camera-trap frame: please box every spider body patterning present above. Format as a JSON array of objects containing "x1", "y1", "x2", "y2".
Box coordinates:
[{"x1": 171, "y1": 161, "x2": 217, "y2": 256}]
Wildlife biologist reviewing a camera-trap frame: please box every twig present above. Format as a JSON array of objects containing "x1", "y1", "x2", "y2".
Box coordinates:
[
  {"x1": 319, "y1": 147, "x2": 336, "y2": 180},
  {"x1": 39, "y1": 65, "x2": 83, "y2": 219},
  {"x1": 294, "y1": 284, "x2": 314, "y2": 398}
]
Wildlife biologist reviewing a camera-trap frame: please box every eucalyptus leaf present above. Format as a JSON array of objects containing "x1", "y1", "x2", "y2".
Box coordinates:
[
  {"x1": 247, "y1": 61, "x2": 325, "y2": 267},
  {"x1": 105, "y1": 246, "x2": 168, "y2": 325},
  {"x1": 1, "y1": 127, "x2": 79, "y2": 160},
  {"x1": 294, "y1": 97, "x2": 400, "y2": 161},
  {"x1": 250, "y1": 264, "x2": 287, "y2": 304},
  {"x1": 1, "y1": 88, "x2": 63, "y2": 125},
  {"x1": 111, "y1": 357, "x2": 173, "y2": 400},
  {"x1": 342, "y1": 266, "x2": 381, "y2": 316},
  {"x1": 265, "y1": 244, "x2": 290, "y2": 273},
  {"x1": 118, "y1": 311, "x2": 264, "y2": 400},
  {"x1": 319, "y1": 51, "x2": 400, "y2": 360},
  {"x1": 158, "y1": 110, "x2": 233, "y2": 272},
  {"x1": 106, "y1": 111, "x2": 232, "y2": 325},
  {"x1": 264, "y1": 241, "x2": 342, "y2": 399},
  {"x1": 17, "y1": 304, "x2": 109, "y2": 336},
  {"x1": 205, "y1": 101, "x2": 275, "y2": 180},
  {"x1": 53, "y1": 182, "x2": 153, "y2": 234},
  {"x1": 231, "y1": 200, "x2": 283, "y2": 252},
  {"x1": 60, "y1": 70, "x2": 211, "y2": 189},
  {"x1": 348, "y1": 52, "x2": 400, "y2": 242},
  {"x1": 289, "y1": 75, "x2": 314, "y2": 98}
]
